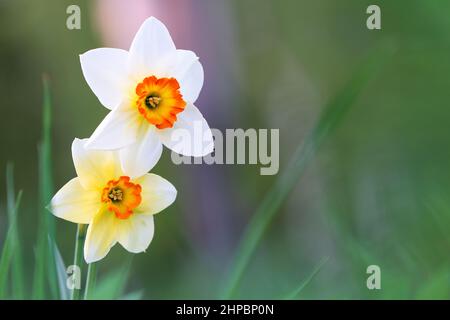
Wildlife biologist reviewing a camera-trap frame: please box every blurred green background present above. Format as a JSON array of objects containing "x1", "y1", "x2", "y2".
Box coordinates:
[{"x1": 1, "y1": 0, "x2": 450, "y2": 299}]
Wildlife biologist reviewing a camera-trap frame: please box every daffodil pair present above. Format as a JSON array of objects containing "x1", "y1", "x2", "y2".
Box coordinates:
[{"x1": 50, "y1": 17, "x2": 213, "y2": 263}]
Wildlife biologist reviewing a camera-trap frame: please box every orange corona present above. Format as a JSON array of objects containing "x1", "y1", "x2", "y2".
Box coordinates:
[
  {"x1": 135, "y1": 76, "x2": 186, "y2": 129},
  {"x1": 101, "y1": 176, "x2": 142, "y2": 219}
]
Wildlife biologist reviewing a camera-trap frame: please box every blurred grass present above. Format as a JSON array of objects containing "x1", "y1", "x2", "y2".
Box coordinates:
[
  {"x1": 41, "y1": 74, "x2": 59, "y2": 298},
  {"x1": 53, "y1": 241, "x2": 69, "y2": 300},
  {"x1": 5, "y1": 164, "x2": 25, "y2": 299},
  {"x1": 88, "y1": 258, "x2": 133, "y2": 300},
  {"x1": 0, "y1": 190, "x2": 23, "y2": 299},
  {"x1": 283, "y1": 256, "x2": 329, "y2": 299},
  {"x1": 221, "y1": 40, "x2": 396, "y2": 299},
  {"x1": 32, "y1": 74, "x2": 58, "y2": 299}
]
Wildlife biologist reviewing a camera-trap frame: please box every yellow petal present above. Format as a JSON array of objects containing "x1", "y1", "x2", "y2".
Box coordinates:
[
  {"x1": 72, "y1": 138, "x2": 123, "y2": 189},
  {"x1": 117, "y1": 214, "x2": 154, "y2": 253},
  {"x1": 135, "y1": 173, "x2": 177, "y2": 215},
  {"x1": 50, "y1": 177, "x2": 100, "y2": 224},
  {"x1": 84, "y1": 208, "x2": 118, "y2": 263}
]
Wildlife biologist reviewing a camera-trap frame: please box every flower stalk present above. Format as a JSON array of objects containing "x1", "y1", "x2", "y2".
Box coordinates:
[
  {"x1": 71, "y1": 224, "x2": 86, "y2": 300},
  {"x1": 84, "y1": 262, "x2": 97, "y2": 300}
]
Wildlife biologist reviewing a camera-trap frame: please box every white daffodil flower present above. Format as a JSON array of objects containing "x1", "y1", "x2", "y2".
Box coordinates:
[
  {"x1": 49, "y1": 138, "x2": 177, "y2": 263},
  {"x1": 80, "y1": 17, "x2": 214, "y2": 177}
]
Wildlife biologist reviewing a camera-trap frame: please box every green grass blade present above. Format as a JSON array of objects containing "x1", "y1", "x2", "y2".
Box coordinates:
[
  {"x1": 283, "y1": 257, "x2": 329, "y2": 300},
  {"x1": 5, "y1": 163, "x2": 15, "y2": 224},
  {"x1": 51, "y1": 238, "x2": 70, "y2": 300},
  {"x1": 84, "y1": 262, "x2": 98, "y2": 300},
  {"x1": 33, "y1": 74, "x2": 58, "y2": 299},
  {"x1": 220, "y1": 41, "x2": 396, "y2": 299},
  {"x1": 5, "y1": 163, "x2": 25, "y2": 299},
  {"x1": 32, "y1": 231, "x2": 45, "y2": 298},
  {"x1": 0, "y1": 190, "x2": 23, "y2": 299},
  {"x1": 71, "y1": 224, "x2": 87, "y2": 300},
  {"x1": 88, "y1": 259, "x2": 132, "y2": 300}
]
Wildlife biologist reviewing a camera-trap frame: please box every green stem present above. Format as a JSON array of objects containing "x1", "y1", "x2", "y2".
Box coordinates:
[
  {"x1": 71, "y1": 224, "x2": 86, "y2": 300},
  {"x1": 84, "y1": 262, "x2": 97, "y2": 300}
]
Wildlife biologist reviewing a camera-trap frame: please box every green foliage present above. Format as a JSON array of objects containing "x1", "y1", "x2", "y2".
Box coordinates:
[
  {"x1": 33, "y1": 74, "x2": 58, "y2": 299},
  {"x1": 0, "y1": 190, "x2": 23, "y2": 299},
  {"x1": 52, "y1": 241, "x2": 70, "y2": 300},
  {"x1": 5, "y1": 164, "x2": 25, "y2": 299},
  {"x1": 220, "y1": 41, "x2": 395, "y2": 299},
  {"x1": 87, "y1": 260, "x2": 133, "y2": 300},
  {"x1": 283, "y1": 257, "x2": 329, "y2": 300}
]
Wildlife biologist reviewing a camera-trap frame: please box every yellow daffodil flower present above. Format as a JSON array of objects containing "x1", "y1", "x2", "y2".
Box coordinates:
[{"x1": 49, "y1": 138, "x2": 177, "y2": 263}]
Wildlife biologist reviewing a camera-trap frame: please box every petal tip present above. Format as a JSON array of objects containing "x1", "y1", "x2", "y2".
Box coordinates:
[
  {"x1": 145, "y1": 16, "x2": 162, "y2": 25},
  {"x1": 72, "y1": 137, "x2": 88, "y2": 147},
  {"x1": 84, "y1": 247, "x2": 101, "y2": 264},
  {"x1": 45, "y1": 203, "x2": 52, "y2": 214}
]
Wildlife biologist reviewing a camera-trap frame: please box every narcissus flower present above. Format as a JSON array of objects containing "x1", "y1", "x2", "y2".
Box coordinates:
[
  {"x1": 49, "y1": 138, "x2": 177, "y2": 263},
  {"x1": 80, "y1": 17, "x2": 214, "y2": 177}
]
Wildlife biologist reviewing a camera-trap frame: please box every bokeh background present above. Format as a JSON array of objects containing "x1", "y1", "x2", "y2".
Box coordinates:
[{"x1": 1, "y1": 0, "x2": 450, "y2": 299}]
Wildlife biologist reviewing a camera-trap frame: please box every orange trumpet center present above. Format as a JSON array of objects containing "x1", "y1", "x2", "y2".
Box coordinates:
[
  {"x1": 101, "y1": 176, "x2": 142, "y2": 219},
  {"x1": 135, "y1": 76, "x2": 186, "y2": 129}
]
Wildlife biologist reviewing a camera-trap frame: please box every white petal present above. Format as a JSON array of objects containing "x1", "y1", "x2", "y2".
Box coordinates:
[
  {"x1": 179, "y1": 59, "x2": 204, "y2": 104},
  {"x1": 84, "y1": 208, "x2": 118, "y2": 263},
  {"x1": 117, "y1": 214, "x2": 154, "y2": 253},
  {"x1": 80, "y1": 48, "x2": 130, "y2": 110},
  {"x1": 176, "y1": 52, "x2": 204, "y2": 103},
  {"x1": 85, "y1": 104, "x2": 141, "y2": 151},
  {"x1": 164, "y1": 50, "x2": 204, "y2": 103},
  {"x1": 72, "y1": 138, "x2": 123, "y2": 189},
  {"x1": 119, "y1": 124, "x2": 163, "y2": 178},
  {"x1": 50, "y1": 178, "x2": 100, "y2": 224},
  {"x1": 135, "y1": 173, "x2": 177, "y2": 215},
  {"x1": 128, "y1": 17, "x2": 176, "y2": 77},
  {"x1": 158, "y1": 103, "x2": 214, "y2": 157}
]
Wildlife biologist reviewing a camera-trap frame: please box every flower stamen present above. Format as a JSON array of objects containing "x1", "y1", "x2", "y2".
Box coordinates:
[
  {"x1": 108, "y1": 188, "x2": 123, "y2": 202},
  {"x1": 101, "y1": 176, "x2": 141, "y2": 219},
  {"x1": 145, "y1": 95, "x2": 161, "y2": 109}
]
